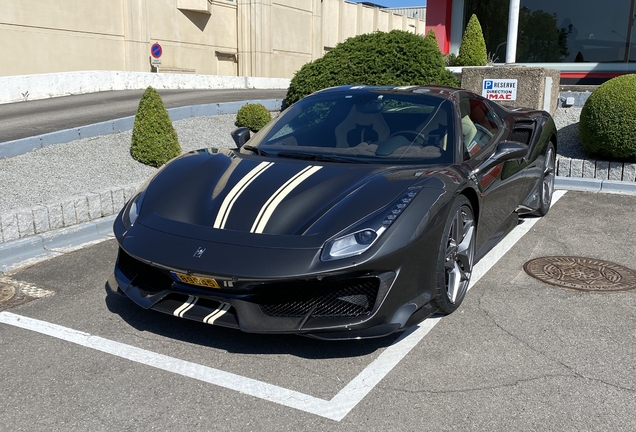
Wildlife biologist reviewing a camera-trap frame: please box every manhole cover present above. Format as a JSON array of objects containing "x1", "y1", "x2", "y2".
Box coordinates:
[
  {"x1": 524, "y1": 256, "x2": 636, "y2": 292},
  {"x1": 0, "y1": 284, "x2": 16, "y2": 303},
  {"x1": 0, "y1": 277, "x2": 55, "y2": 311}
]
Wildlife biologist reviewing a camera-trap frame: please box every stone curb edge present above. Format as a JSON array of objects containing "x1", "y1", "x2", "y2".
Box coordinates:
[
  {"x1": 0, "y1": 215, "x2": 117, "y2": 273},
  {"x1": 0, "y1": 98, "x2": 284, "y2": 159},
  {"x1": 554, "y1": 177, "x2": 636, "y2": 194},
  {"x1": 2, "y1": 177, "x2": 636, "y2": 273}
]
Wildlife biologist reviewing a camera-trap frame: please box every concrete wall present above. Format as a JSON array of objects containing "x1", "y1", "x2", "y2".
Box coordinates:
[
  {"x1": 0, "y1": 71, "x2": 290, "y2": 105},
  {"x1": 1, "y1": 0, "x2": 426, "y2": 79},
  {"x1": 461, "y1": 66, "x2": 561, "y2": 115}
]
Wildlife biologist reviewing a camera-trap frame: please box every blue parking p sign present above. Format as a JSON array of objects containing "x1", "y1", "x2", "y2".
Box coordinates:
[{"x1": 484, "y1": 80, "x2": 493, "y2": 90}]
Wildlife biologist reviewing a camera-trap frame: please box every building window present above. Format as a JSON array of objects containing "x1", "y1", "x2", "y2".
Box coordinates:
[{"x1": 464, "y1": 0, "x2": 636, "y2": 63}]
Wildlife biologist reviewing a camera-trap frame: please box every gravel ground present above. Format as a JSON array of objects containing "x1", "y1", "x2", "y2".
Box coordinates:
[
  {"x1": 0, "y1": 115, "x2": 239, "y2": 215},
  {"x1": 0, "y1": 108, "x2": 586, "y2": 216},
  {"x1": 553, "y1": 107, "x2": 586, "y2": 159}
]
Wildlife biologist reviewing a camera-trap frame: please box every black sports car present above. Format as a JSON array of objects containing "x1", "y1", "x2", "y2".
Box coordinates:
[{"x1": 107, "y1": 85, "x2": 556, "y2": 340}]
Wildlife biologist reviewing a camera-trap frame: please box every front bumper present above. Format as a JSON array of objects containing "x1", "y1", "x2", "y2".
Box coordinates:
[{"x1": 107, "y1": 247, "x2": 437, "y2": 340}]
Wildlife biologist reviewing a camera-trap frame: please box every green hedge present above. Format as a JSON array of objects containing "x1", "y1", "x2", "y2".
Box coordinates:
[
  {"x1": 579, "y1": 74, "x2": 636, "y2": 160},
  {"x1": 285, "y1": 30, "x2": 459, "y2": 105},
  {"x1": 130, "y1": 87, "x2": 181, "y2": 168},
  {"x1": 236, "y1": 103, "x2": 272, "y2": 132}
]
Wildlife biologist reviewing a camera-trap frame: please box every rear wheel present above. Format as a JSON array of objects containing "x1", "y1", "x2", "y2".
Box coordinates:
[
  {"x1": 535, "y1": 143, "x2": 556, "y2": 216},
  {"x1": 434, "y1": 196, "x2": 476, "y2": 314}
]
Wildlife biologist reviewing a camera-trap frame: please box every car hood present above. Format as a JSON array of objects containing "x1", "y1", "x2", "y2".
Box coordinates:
[{"x1": 135, "y1": 148, "x2": 447, "y2": 248}]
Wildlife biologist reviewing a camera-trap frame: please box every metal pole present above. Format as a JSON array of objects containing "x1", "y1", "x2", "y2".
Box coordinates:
[
  {"x1": 624, "y1": 0, "x2": 635, "y2": 62},
  {"x1": 506, "y1": 0, "x2": 521, "y2": 63}
]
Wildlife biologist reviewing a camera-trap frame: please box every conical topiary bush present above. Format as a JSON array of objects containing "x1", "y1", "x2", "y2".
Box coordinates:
[
  {"x1": 131, "y1": 86, "x2": 181, "y2": 168},
  {"x1": 456, "y1": 14, "x2": 487, "y2": 66}
]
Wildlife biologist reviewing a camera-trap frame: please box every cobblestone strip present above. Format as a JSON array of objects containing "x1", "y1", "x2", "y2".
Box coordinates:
[
  {"x1": 557, "y1": 156, "x2": 636, "y2": 182},
  {"x1": 0, "y1": 182, "x2": 141, "y2": 244}
]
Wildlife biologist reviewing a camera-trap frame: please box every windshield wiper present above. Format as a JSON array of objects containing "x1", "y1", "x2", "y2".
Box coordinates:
[
  {"x1": 276, "y1": 151, "x2": 362, "y2": 163},
  {"x1": 242, "y1": 145, "x2": 271, "y2": 157}
]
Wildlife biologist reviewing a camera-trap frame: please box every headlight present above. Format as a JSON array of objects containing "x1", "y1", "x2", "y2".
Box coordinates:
[
  {"x1": 122, "y1": 190, "x2": 146, "y2": 229},
  {"x1": 321, "y1": 187, "x2": 421, "y2": 261}
]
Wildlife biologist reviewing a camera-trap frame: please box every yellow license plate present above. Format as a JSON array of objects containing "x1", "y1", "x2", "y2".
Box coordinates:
[{"x1": 172, "y1": 272, "x2": 220, "y2": 288}]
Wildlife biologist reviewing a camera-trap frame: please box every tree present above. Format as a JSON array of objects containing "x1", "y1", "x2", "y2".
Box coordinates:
[{"x1": 516, "y1": 7, "x2": 571, "y2": 62}]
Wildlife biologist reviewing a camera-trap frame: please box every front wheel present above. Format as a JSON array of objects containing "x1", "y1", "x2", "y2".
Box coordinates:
[{"x1": 433, "y1": 196, "x2": 476, "y2": 314}]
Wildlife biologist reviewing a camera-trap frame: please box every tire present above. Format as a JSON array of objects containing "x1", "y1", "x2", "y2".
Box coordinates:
[
  {"x1": 535, "y1": 143, "x2": 556, "y2": 216},
  {"x1": 433, "y1": 195, "x2": 476, "y2": 314}
]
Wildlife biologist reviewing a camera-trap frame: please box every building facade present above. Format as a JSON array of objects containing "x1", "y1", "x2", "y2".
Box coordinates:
[
  {"x1": 426, "y1": 0, "x2": 636, "y2": 83},
  {"x1": 1, "y1": 0, "x2": 426, "y2": 78}
]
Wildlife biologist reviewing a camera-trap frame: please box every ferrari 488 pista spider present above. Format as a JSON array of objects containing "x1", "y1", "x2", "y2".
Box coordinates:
[{"x1": 107, "y1": 85, "x2": 556, "y2": 340}]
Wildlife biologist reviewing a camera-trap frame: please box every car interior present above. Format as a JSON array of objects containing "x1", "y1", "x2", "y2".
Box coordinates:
[{"x1": 262, "y1": 95, "x2": 455, "y2": 162}]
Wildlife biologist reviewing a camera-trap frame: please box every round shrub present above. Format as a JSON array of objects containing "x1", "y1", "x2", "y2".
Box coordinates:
[
  {"x1": 236, "y1": 103, "x2": 272, "y2": 132},
  {"x1": 131, "y1": 86, "x2": 181, "y2": 168},
  {"x1": 285, "y1": 30, "x2": 459, "y2": 105},
  {"x1": 456, "y1": 14, "x2": 487, "y2": 67},
  {"x1": 579, "y1": 74, "x2": 636, "y2": 160}
]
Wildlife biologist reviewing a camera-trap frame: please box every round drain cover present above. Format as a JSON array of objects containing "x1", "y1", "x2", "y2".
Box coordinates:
[
  {"x1": 524, "y1": 256, "x2": 636, "y2": 292},
  {"x1": 0, "y1": 283, "x2": 16, "y2": 304}
]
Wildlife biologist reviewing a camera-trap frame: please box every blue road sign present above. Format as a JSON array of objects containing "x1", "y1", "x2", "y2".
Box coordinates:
[
  {"x1": 484, "y1": 80, "x2": 493, "y2": 90},
  {"x1": 151, "y1": 43, "x2": 163, "y2": 59}
]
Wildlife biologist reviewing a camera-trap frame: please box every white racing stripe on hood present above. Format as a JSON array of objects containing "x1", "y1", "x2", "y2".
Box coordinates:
[
  {"x1": 250, "y1": 165, "x2": 323, "y2": 234},
  {"x1": 213, "y1": 161, "x2": 273, "y2": 229}
]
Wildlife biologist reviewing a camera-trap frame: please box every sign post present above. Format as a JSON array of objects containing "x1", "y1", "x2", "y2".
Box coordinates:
[{"x1": 150, "y1": 43, "x2": 163, "y2": 73}]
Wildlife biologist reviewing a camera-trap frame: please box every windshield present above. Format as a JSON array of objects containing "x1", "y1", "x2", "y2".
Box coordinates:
[{"x1": 241, "y1": 89, "x2": 455, "y2": 164}]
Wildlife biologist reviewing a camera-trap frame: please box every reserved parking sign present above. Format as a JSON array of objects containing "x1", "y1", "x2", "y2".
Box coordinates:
[{"x1": 482, "y1": 79, "x2": 518, "y2": 101}]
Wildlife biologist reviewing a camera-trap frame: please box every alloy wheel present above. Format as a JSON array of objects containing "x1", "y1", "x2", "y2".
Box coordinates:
[
  {"x1": 542, "y1": 146, "x2": 556, "y2": 206},
  {"x1": 444, "y1": 205, "x2": 475, "y2": 304}
]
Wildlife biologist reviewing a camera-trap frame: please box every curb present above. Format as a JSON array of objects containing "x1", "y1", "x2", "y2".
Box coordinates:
[
  {"x1": 0, "y1": 98, "x2": 284, "y2": 159},
  {"x1": 0, "y1": 215, "x2": 116, "y2": 273},
  {"x1": 555, "y1": 177, "x2": 636, "y2": 194},
  {"x1": 3, "y1": 177, "x2": 636, "y2": 273}
]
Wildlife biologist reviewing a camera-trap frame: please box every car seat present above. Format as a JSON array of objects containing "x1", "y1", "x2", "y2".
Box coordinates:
[{"x1": 334, "y1": 102, "x2": 390, "y2": 148}]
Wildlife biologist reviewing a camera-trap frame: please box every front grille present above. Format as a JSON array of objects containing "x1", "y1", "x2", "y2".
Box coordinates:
[
  {"x1": 257, "y1": 278, "x2": 380, "y2": 319},
  {"x1": 117, "y1": 249, "x2": 173, "y2": 293},
  {"x1": 118, "y1": 248, "x2": 381, "y2": 319}
]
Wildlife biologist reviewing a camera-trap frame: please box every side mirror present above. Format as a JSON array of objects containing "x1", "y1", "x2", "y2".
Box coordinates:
[
  {"x1": 473, "y1": 141, "x2": 528, "y2": 175},
  {"x1": 231, "y1": 127, "x2": 251, "y2": 148}
]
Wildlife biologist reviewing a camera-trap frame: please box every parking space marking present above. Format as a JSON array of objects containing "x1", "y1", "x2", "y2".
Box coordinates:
[{"x1": 0, "y1": 191, "x2": 566, "y2": 421}]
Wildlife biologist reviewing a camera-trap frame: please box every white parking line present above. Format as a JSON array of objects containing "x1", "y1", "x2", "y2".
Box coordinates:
[{"x1": 0, "y1": 190, "x2": 566, "y2": 421}]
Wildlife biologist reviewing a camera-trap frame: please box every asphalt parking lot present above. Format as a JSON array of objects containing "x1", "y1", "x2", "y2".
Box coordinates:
[{"x1": 1, "y1": 190, "x2": 635, "y2": 431}]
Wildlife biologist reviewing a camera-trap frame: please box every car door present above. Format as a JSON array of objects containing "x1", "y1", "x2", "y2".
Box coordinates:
[{"x1": 458, "y1": 93, "x2": 528, "y2": 250}]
